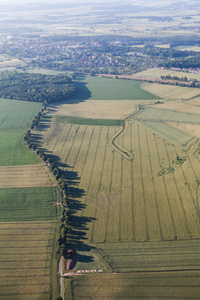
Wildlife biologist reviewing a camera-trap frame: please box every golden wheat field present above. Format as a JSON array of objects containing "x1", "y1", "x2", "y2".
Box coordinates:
[
  {"x1": 33, "y1": 115, "x2": 200, "y2": 274},
  {"x1": 141, "y1": 82, "x2": 200, "y2": 99},
  {"x1": 136, "y1": 68, "x2": 200, "y2": 81}
]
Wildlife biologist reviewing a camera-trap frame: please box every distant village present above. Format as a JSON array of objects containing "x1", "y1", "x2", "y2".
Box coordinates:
[{"x1": 0, "y1": 37, "x2": 200, "y2": 76}]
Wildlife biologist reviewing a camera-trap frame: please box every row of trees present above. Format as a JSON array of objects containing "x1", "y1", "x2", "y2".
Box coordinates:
[{"x1": 24, "y1": 105, "x2": 71, "y2": 261}]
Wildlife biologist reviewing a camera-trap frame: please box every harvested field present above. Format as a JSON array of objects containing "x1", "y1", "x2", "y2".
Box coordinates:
[
  {"x1": 65, "y1": 271, "x2": 200, "y2": 300},
  {"x1": 50, "y1": 99, "x2": 143, "y2": 120},
  {"x1": 168, "y1": 122, "x2": 200, "y2": 138},
  {"x1": 132, "y1": 107, "x2": 200, "y2": 123},
  {"x1": 35, "y1": 119, "x2": 200, "y2": 260},
  {"x1": 186, "y1": 96, "x2": 200, "y2": 106},
  {"x1": 136, "y1": 67, "x2": 200, "y2": 82},
  {"x1": 151, "y1": 100, "x2": 200, "y2": 114},
  {"x1": 0, "y1": 221, "x2": 56, "y2": 300},
  {"x1": 0, "y1": 164, "x2": 55, "y2": 188},
  {"x1": 0, "y1": 187, "x2": 57, "y2": 221},
  {"x1": 141, "y1": 82, "x2": 200, "y2": 100},
  {"x1": 136, "y1": 121, "x2": 194, "y2": 148}
]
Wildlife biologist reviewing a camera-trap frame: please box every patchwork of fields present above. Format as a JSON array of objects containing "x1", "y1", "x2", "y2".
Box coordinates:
[
  {"x1": 36, "y1": 121, "x2": 200, "y2": 247},
  {"x1": 0, "y1": 99, "x2": 58, "y2": 299},
  {"x1": 2, "y1": 74, "x2": 200, "y2": 299},
  {"x1": 30, "y1": 78, "x2": 200, "y2": 299}
]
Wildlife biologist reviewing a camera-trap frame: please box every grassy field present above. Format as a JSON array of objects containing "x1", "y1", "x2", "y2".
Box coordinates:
[
  {"x1": 0, "y1": 99, "x2": 42, "y2": 166},
  {"x1": 54, "y1": 116, "x2": 124, "y2": 126},
  {"x1": 64, "y1": 271, "x2": 200, "y2": 300},
  {"x1": 0, "y1": 187, "x2": 57, "y2": 221},
  {"x1": 136, "y1": 68, "x2": 200, "y2": 82},
  {"x1": 73, "y1": 75, "x2": 161, "y2": 101},
  {"x1": 0, "y1": 221, "x2": 56, "y2": 300},
  {"x1": 0, "y1": 99, "x2": 42, "y2": 130},
  {"x1": 0, "y1": 98, "x2": 59, "y2": 299},
  {"x1": 0, "y1": 131, "x2": 39, "y2": 166},
  {"x1": 0, "y1": 58, "x2": 26, "y2": 68}
]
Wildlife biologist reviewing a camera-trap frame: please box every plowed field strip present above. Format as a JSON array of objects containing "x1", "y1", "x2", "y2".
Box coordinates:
[
  {"x1": 71, "y1": 126, "x2": 87, "y2": 171},
  {"x1": 53, "y1": 124, "x2": 72, "y2": 157},
  {"x1": 137, "y1": 124, "x2": 149, "y2": 241},
  {"x1": 0, "y1": 165, "x2": 54, "y2": 188},
  {"x1": 105, "y1": 150, "x2": 115, "y2": 242},
  {"x1": 130, "y1": 122, "x2": 134, "y2": 241},
  {"x1": 90, "y1": 127, "x2": 109, "y2": 243},
  {"x1": 163, "y1": 139, "x2": 191, "y2": 240},
  {"x1": 120, "y1": 127, "x2": 134, "y2": 242},
  {"x1": 172, "y1": 146, "x2": 200, "y2": 239},
  {"x1": 89, "y1": 127, "x2": 112, "y2": 243},
  {"x1": 146, "y1": 130, "x2": 163, "y2": 240},
  {"x1": 132, "y1": 122, "x2": 147, "y2": 242},
  {"x1": 154, "y1": 135, "x2": 177, "y2": 239},
  {"x1": 140, "y1": 126, "x2": 161, "y2": 241}
]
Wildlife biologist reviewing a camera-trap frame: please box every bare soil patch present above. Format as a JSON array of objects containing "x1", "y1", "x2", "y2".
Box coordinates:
[
  {"x1": 65, "y1": 249, "x2": 77, "y2": 271},
  {"x1": 0, "y1": 164, "x2": 55, "y2": 188}
]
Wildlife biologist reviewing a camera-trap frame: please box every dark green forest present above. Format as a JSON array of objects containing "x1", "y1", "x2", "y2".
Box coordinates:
[{"x1": 0, "y1": 72, "x2": 76, "y2": 103}]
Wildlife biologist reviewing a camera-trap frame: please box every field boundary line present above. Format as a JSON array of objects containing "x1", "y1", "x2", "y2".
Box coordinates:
[
  {"x1": 137, "y1": 124, "x2": 148, "y2": 241},
  {"x1": 105, "y1": 150, "x2": 115, "y2": 243}
]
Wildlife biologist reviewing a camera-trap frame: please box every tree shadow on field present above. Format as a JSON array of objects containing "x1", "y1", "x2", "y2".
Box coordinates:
[
  {"x1": 51, "y1": 75, "x2": 92, "y2": 106},
  {"x1": 30, "y1": 129, "x2": 96, "y2": 264}
]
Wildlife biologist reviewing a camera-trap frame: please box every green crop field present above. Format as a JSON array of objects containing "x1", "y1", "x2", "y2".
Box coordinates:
[
  {"x1": 0, "y1": 131, "x2": 39, "y2": 166},
  {"x1": 54, "y1": 116, "x2": 124, "y2": 126},
  {"x1": 0, "y1": 98, "x2": 59, "y2": 299},
  {"x1": 0, "y1": 187, "x2": 57, "y2": 221},
  {"x1": 0, "y1": 99, "x2": 42, "y2": 130},
  {"x1": 0, "y1": 99, "x2": 42, "y2": 166},
  {"x1": 73, "y1": 75, "x2": 161, "y2": 101}
]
